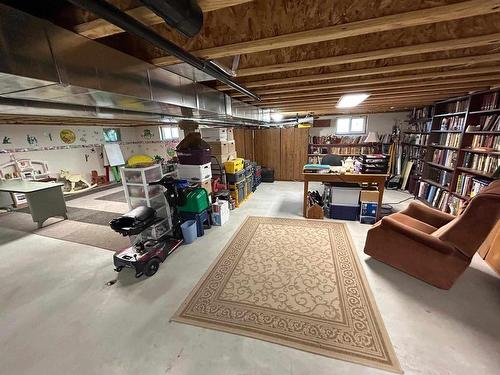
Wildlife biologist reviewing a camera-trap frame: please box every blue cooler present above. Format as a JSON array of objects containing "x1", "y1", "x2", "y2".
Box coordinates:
[{"x1": 330, "y1": 204, "x2": 360, "y2": 221}]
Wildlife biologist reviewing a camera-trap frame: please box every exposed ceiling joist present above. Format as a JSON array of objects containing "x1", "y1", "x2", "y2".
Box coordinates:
[
  {"x1": 151, "y1": 0, "x2": 500, "y2": 66},
  {"x1": 235, "y1": 33, "x2": 500, "y2": 77},
  {"x1": 217, "y1": 53, "x2": 500, "y2": 90},
  {"x1": 244, "y1": 82, "x2": 494, "y2": 102},
  {"x1": 74, "y1": 0, "x2": 254, "y2": 39},
  {"x1": 257, "y1": 87, "x2": 487, "y2": 106},
  {"x1": 232, "y1": 68, "x2": 500, "y2": 98}
]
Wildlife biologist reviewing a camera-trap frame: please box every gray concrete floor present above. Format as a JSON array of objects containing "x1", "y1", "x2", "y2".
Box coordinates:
[{"x1": 0, "y1": 181, "x2": 499, "y2": 375}]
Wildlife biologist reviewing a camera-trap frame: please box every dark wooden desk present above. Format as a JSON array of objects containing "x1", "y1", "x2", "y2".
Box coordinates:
[{"x1": 302, "y1": 173, "x2": 388, "y2": 220}]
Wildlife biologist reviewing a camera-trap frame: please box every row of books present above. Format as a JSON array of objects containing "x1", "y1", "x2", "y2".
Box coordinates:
[
  {"x1": 434, "y1": 133, "x2": 461, "y2": 148},
  {"x1": 431, "y1": 149, "x2": 457, "y2": 167},
  {"x1": 407, "y1": 120, "x2": 432, "y2": 133},
  {"x1": 438, "y1": 99, "x2": 468, "y2": 114},
  {"x1": 417, "y1": 182, "x2": 450, "y2": 212},
  {"x1": 403, "y1": 133, "x2": 428, "y2": 146},
  {"x1": 470, "y1": 134, "x2": 500, "y2": 151},
  {"x1": 448, "y1": 196, "x2": 466, "y2": 216},
  {"x1": 479, "y1": 92, "x2": 499, "y2": 110},
  {"x1": 309, "y1": 146, "x2": 374, "y2": 155},
  {"x1": 309, "y1": 135, "x2": 368, "y2": 145},
  {"x1": 428, "y1": 167, "x2": 452, "y2": 187},
  {"x1": 463, "y1": 153, "x2": 499, "y2": 174},
  {"x1": 411, "y1": 106, "x2": 433, "y2": 120},
  {"x1": 379, "y1": 134, "x2": 392, "y2": 143},
  {"x1": 456, "y1": 174, "x2": 491, "y2": 197},
  {"x1": 440, "y1": 116, "x2": 465, "y2": 131},
  {"x1": 468, "y1": 114, "x2": 500, "y2": 132},
  {"x1": 403, "y1": 144, "x2": 426, "y2": 160}
]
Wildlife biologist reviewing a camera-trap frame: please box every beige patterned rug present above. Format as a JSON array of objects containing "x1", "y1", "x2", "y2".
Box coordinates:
[{"x1": 173, "y1": 216, "x2": 402, "y2": 373}]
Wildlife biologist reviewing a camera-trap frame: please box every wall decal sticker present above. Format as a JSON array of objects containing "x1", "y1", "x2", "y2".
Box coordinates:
[
  {"x1": 27, "y1": 135, "x2": 38, "y2": 146},
  {"x1": 142, "y1": 129, "x2": 154, "y2": 139},
  {"x1": 60, "y1": 129, "x2": 76, "y2": 144},
  {"x1": 2, "y1": 136, "x2": 11, "y2": 144}
]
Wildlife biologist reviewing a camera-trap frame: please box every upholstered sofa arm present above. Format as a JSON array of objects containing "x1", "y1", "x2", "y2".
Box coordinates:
[
  {"x1": 380, "y1": 216, "x2": 455, "y2": 254},
  {"x1": 401, "y1": 201, "x2": 456, "y2": 228}
]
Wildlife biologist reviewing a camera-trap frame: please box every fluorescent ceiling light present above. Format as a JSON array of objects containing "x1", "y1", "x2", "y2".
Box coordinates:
[
  {"x1": 337, "y1": 94, "x2": 370, "y2": 108},
  {"x1": 271, "y1": 112, "x2": 284, "y2": 122}
]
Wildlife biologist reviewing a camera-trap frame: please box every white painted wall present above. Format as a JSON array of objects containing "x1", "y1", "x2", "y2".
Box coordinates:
[
  {"x1": 0, "y1": 124, "x2": 182, "y2": 182},
  {"x1": 309, "y1": 112, "x2": 410, "y2": 137}
]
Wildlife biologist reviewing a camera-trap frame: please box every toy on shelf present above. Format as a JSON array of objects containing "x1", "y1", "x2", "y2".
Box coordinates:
[
  {"x1": 60, "y1": 170, "x2": 96, "y2": 194},
  {"x1": 91, "y1": 170, "x2": 108, "y2": 185}
]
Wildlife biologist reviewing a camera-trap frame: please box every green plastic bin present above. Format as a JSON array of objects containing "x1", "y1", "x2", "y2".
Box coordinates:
[{"x1": 178, "y1": 188, "x2": 211, "y2": 214}]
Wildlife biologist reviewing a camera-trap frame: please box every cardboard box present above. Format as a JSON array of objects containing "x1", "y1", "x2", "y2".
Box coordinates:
[
  {"x1": 227, "y1": 140, "x2": 236, "y2": 154},
  {"x1": 360, "y1": 190, "x2": 379, "y2": 203},
  {"x1": 211, "y1": 152, "x2": 236, "y2": 167},
  {"x1": 208, "y1": 140, "x2": 229, "y2": 155},
  {"x1": 202, "y1": 128, "x2": 227, "y2": 141},
  {"x1": 226, "y1": 128, "x2": 234, "y2": 141},
  {"x1": 212, "y1": 200, "x2": 230, "y2": 226}
]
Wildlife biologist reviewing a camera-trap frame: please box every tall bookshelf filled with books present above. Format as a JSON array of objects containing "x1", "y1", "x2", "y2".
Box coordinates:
[
  {"x1": 414, "y1": 89, "x2": 499, "y2": 214},
  {"x1": 402, "y1": 106, "x2": 433, "y2": 191}
]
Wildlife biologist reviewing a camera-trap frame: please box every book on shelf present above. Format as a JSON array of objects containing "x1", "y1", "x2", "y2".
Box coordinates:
[
  {"x1": 431, "y1": 149, "x2": 457, "y2": 167},
  {"x1": 456, "y1": 174, "x2": 491, "y2": 197},
  {"x1": 470, "y1": 134, "x2": 500, "y2": 151},
  {"x1": 440, "y1": 99, "x2": 468, "y2": 114},
  {"x1": 439, "y1": 116, "x2": 465, "y2": 131},
  {"x1": 417, "y1": 181, "x2": 450, "y2": 212},
  {"x1": 448, "y1": 196, "x2": 466, "y2": 216},
  {"x1": 403, "y1": 133, "x2": 428, "y2": 146},
  {"x1": 428, "y1": 167, "x2": 452, "y2": 187},
  {"x1": 468, "y1": 114, "x2": 500, "y2": 132},
  {"x1": 433, "y1": 133, "x2": 461, "y2": 148},
  {"x1": 462, "y1": 153, "x2": 499, "y2": 174},
  {"x1": 480, "y1": 92, "x2": 499, "y2": 110},
  {"x1": 407, "y1": 118, "x2": 432, "y2": 133},
  {"x1": 412, "y1": 106, "x2": 433, "y2": 120}
]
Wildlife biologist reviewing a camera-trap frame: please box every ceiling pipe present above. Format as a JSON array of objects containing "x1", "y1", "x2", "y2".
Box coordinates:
[{"x1": 66, "y1": 0, "x2": 261, "y2": 101}]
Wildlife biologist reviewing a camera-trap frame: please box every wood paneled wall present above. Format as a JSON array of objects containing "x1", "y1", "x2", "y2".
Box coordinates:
[{"x1": 234, "y1": 127, "x2": 308, "y2": 181}]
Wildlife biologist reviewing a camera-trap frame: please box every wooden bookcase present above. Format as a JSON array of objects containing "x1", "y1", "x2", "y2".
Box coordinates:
[{"x1": 412, "y1": 89, "x2": 499, "y2": 214}]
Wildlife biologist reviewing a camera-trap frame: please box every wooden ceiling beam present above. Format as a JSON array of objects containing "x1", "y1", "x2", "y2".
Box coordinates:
[
  {"x1": 256, "y1": 87, "x2": 487, "y2": 106},
  {"x1": 217, "y1": 53, "x2": 500, "y2": 90},
  {"x1": 233, "y1": 33, "x2": 500, "y2": 77},
  {"x1": 152, "y1": 0, "x2": 500, "y2": 66},
  {"x1": 74, "y1": 0, "x2": 254, "y2": 39},
  {"x1": 231, "y1": 69, "x2": 500, "y2": 98},
  {"x1": 241, "y1": 82, "x2": 493, "y2": 102}
]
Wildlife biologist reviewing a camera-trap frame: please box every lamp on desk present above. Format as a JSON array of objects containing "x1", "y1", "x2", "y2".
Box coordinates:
[{"x1": 364, "y1": 131, "x2": 379, "y2": 143}]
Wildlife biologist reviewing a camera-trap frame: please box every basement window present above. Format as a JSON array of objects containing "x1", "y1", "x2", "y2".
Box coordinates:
[
  {"x1": 159, "y1": 126, "x2": 180, "y2": 141},
  {"x1": 103, "y1": 128, "x2": 121, "y2": 142},
  {"x1": 335, "y1": 116, "x2": 367, "y2": 135}
]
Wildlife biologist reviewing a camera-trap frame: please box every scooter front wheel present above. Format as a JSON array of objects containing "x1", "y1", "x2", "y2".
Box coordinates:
[{"x1": 144, "y1": 258, "x2": 160, "y2": 277}]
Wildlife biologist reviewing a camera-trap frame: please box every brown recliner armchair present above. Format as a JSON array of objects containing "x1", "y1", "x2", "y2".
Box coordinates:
[{"x1": 364, "y1": 180, "x2": 500, "y2": 289}]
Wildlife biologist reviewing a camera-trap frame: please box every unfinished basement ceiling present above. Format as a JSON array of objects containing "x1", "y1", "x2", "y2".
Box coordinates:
[{"x1": 4, "y1": 0, "x2": 500, "y2": 116}]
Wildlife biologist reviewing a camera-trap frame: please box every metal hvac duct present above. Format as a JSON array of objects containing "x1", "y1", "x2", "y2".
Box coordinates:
[{"x1": 0, "y1": 3, "x2": 270, "y2": 125}]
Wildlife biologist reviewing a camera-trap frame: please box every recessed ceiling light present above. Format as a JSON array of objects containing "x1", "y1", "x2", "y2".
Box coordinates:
[{"x1": 337, "y1": 94, "x2": 370, "y2": 108}]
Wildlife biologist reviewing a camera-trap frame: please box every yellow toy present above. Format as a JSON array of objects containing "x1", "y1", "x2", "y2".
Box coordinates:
[{"x1": 127, "y1": 155, "x2": 154, "y2": 167}]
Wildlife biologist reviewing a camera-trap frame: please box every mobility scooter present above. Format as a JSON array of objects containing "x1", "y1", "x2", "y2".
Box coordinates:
[{"x1": 109, "y1": 176, "x2": 192, "y2": 278}]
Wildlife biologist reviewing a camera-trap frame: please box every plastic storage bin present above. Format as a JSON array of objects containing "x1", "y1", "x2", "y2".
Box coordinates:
[
  {"x1": 177, "y1": 162, "x2": 212, "y2": 181},
  {"x1": 226, "y1": 169, "x2": 245, "y2": 184},
  {"x1": 330, "y1": 185, "x2": 361, "y2": 206},
  {"x1": 177, "y1": 148, "x2": 211, "y2": 165},
  {"x1": 330, "y1": 204, "x2": 360, "y2": 221},
  {"x1": 224, "y1": 158, "x2": 244, "y2": 173},
  {"x1": 178, "y1": 188, "x2": 211, "y2": 213},
  {"x1": 181, "y1": 220, "x2": 197, "y2": 244}
]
